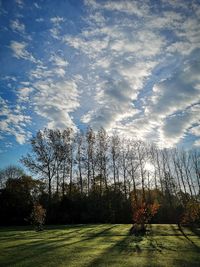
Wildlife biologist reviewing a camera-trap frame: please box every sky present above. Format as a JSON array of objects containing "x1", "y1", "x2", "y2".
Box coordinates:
[{"x1": 0, "y1": 0, "x2": 200, "y2": 169}]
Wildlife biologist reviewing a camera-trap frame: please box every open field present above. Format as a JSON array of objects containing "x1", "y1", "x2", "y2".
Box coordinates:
[{"x1": 0, "y1": 224, "x2": 200, "y2": 267}]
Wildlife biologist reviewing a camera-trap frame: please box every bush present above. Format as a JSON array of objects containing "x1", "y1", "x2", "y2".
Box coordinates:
[
  {"x1": 30, "y1": 203, "x2": 46, "y2": 231},
  {"x1": 131, "y1": 200, "x2": 160, "y2": 234},
  {"x1": 181, "y1": 200, "x2": 200, "y2": 226}
]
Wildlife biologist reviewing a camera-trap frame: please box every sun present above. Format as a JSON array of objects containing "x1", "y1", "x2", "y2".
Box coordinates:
[{"x1": 145, "y1": 162, "x2": 155, "y2": 173}]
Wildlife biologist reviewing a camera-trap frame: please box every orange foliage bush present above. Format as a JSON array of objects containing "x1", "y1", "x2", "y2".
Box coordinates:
[{"x1": 133, "y1": 202, "x2": 160, "y2": 226}]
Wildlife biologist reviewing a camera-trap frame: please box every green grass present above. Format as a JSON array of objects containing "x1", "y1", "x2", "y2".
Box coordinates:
[{"x1": 0, "y1": 224, "x2": 200, "y2": 267}]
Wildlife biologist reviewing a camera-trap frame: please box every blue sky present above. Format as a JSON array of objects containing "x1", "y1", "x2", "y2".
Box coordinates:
[{"x1": 0, "y1": 0, "x2": 200, "y2": 168}]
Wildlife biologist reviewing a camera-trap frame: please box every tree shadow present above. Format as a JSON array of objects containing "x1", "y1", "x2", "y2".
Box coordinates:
[
  {"x1": 86, "y1": 236, "x2": 140, "y2": 267},
  {"x1": 1, "y1": 225, "x2": 121, "y2": 267},
  {"x1": 85, "y1": 224, "x2": 200, "y2": 267},
  {"x1": 146, "y1": 224, "x2": 200, "y2": 267},
  {"x1": 86, "y1": 226, "x2": 145, "y2": 267},
  {"x1": 1, "y1": 224, "x2": 200, "y2": 267},
  {"x1": 189, "y1": 226, "x2": 200, "y2": 239},
  {"x1": 177, "y1": 224, "x2": 200, "y2": 250}
]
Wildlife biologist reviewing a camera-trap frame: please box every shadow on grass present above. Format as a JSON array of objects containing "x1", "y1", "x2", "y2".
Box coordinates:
[
  {"x1": 86, "y1": 235, "x2": 143, "y2": 267},
  {"x1": 177, "y1": 224, "x2": 200, "y2": 250},
  {"x1": 1, "y1": 224, "x2": 200, "y2": 267},
  {"x1": 1, "y1": 225, "x2": 121, "y2": 267},
  {"x1": 189, "y1": 226, "x2": 200, "y2": 238},
  {"x1": 86, "y1": 224, "x2": 200, "y2": 267}
]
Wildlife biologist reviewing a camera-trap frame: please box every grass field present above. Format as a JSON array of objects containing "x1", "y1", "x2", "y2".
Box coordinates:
[{"x1": 0, "y1": 224, "x2": 200, "y2": 267}]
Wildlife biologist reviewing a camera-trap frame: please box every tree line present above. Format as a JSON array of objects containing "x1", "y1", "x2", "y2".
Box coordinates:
[{"x1": 0, "y1": 127, "x2": 200, "y2": 225}]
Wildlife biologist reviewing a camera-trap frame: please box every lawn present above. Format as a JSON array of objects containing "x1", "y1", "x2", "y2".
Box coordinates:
[{"x1": 0, "y1": 224, "x2": 199, "y2": 267}]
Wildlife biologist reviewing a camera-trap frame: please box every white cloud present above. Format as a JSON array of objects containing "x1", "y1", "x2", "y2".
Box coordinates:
[
  {"x1": 0, "y1": 97, "x2": 31, "y2": 144},
  {"x1": 87, "y1": 12, "x2": 106, "y2": 25},
  {"x1": 161, "y1": 0, "x2": 195, "y2": 10},
  {"x1": 34, "y1": 2, "x2": 41, "y2": 9},
  {"x1": 18, "y1": 87, "x2": 34, "y2": 102},
  {"x1": 21, "y1": 57, "x2": 81, "y2": 131},
  {"x1": 15, "y1": 0, "x2": 24, "y2": 8},
  {"x1": 132, "y1": 60, "x2": 200, "y2": 147},
  {"x1": 158, "y1": 105, "x2": 200, "y2": 148},
  {"x1": 35, "y1": 18, "x2": 44, "y2": 22},
  {"x1": 85, "y1": 0, "x2": 149, "y2": 17},
  {"x1": 146, "y1": 61, "x2": 200, "y2": 118},
  {"x1": 65, "y1": 1, "x2": 169, "y2": 134},
  {"x1": 15, "y1": 133, "x2": 26, "y2": 144},
  {"x1": 190, "y1": 125, "x2": 200, "y2": 137},
  {"x1": 83, "y1": 57, "x2": 200, "y2": 147},
  {"x1": 81, "y1": 75, "x2": 140, "y2": 129},
  {"x1": 50, "y1": 27, "x2": 60, "y2": 39},
  {"x1": 30, "y1": 59, "x2": 67, "y2": 79},
  {"x1": 118, "y1": 61, "x2": 157, "y2": 90},
  {"x1": 32, "y1": 80, "x2": 80, "y2": 130},
  {"x1": 64, "y1": 35, "x2": 109, "y2": 58},
  {"x1": 49, "y1": 16, "x2": 64, "y2": 39},
  {"x1": 10, "y1": 19, "x2": 25, "y2": 33},
  {"x1": 10, "y1": 41, "x2": 37, "y2": 63},
  {"x1": 30, "y1": 65, "x2": 53, "y2": 79},
  {"x1": 193, "y1": 139, "x2": 200, "y2": 147},
  {"x1": 54, "y1": 68, "x2": 66, "y2": 77},
  {"x1": 167, "y1": 17, "x2": 200, "y2": 56},
  {"x1": 4, "y1": 0, "x2": 200, "y2": 149},
  {"x1": 2, "y1": 76, "x2": 17, "y2": 82},
  {"x1": 50, "y1": 16, "x2": 65, "y2": 24},
  {"x1": 50, "y1": 54, "x2": 69, "y2": 67}
]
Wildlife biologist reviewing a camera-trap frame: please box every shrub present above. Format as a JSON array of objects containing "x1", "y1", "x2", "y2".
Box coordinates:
[
  {"x1": 30, "y1": 203, "x2": 46, "y2": 231},
  {"x1": 181, "y1": 200, "x2": 200, "y2": 226},
  {"x1": 131, "y1": 200, "x2": 160, "y2": 234}
]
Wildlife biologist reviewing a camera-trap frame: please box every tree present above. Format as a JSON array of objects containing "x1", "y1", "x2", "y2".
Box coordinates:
[
  {"x1": 0, "y1": 175, "x2": 43, "y2": 225},
  {"x1": 96, "y1": 127, "x2": 109, "y2": 193},
  {"x1": 120, "y1": 140, "x2": 129, "y2": 199},
  {"x1": 86, "y1": 127, "x2": 96, "y2": 194},
  {"x1": 191, "y1": 150, "x2": 200, "y2": 193},
  {"x1": 110, "y1": 133, "x2": 120, "y2": 190},
  {"x1": 0, "y1": 165, "x2": 24, "y2": 189},
  {"x1": 21, "y1": 129, "x2": 59, "y2": 203},
  {"x1": 76, "y1": 133, "x2": 84, "y2": 194},
  {"x1": 16, "y1": 127, "x2": 199, "y2": 225}
]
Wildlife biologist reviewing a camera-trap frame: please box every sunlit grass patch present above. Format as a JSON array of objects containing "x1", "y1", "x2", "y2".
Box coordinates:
[{"x1": 0, "y1": 224, "x2": 199, "y2": 267}]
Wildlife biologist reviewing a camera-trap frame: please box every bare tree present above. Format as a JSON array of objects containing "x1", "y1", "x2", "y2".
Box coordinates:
[
  {"x1": 137, "y1": 141, "x2": 147, "y2": 202},
  {"x1": 76, "y1": 133, "x2": 84, "y2": 194},
  {"x1": 97, "y1": 128, "x2": 109, "y2": 191},
  {"x1": 21, "y1": 129, "x2": 57, "y2": 202},
  {"x1": 191, "y1": 149, "x2": 200, "y2": 194},
  {"x1": 128, "y1": 141, "x2": 140, "y2": 204},
  {"x1": 181, "y1": 150, "x2": 197, "y2": 199},
  {"x1": 110, "y1": 134, "x2": 120, "y2": 190},
  {"x1": 120, "y1": 141, "x2": 129, "y2": 199},
  {"x1": 86, "y1": 127, "x2": 96, "y2": 194}
]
